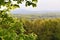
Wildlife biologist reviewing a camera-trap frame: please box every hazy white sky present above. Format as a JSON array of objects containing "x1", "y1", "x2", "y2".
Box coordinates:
[
  {"x1": 19, "y1": 0, "x2": 60, "y2": 11},
  {"x1": 11, "y1": 0, "x2": 60, "y2": 14}
]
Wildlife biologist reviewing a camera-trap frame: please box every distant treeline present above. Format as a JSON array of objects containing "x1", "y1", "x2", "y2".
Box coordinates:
[{"x1": 13, "y1": 14, "x2": 60, "y2": 19}]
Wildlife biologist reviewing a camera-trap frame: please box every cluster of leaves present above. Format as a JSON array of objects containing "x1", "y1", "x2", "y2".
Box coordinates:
[
  {"x1": 21, "y1": 18, "x2": 60, "y2": 40},
  {"x1": 0, "y1": 0, "x2": 38, "y2": 9},
  {"x1": 0, "y1": 11, "x2": 37, "y2": 40},
  {"x1": 0, "y1": 0, "x2": 38, "y2": 40}
]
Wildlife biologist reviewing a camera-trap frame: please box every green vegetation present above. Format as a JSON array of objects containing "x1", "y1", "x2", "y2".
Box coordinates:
[
  {"x1": 21, "y1": 18, "x2": 60, "y2": 40},
  {"x1": 0, "y1": 0, "x2": 37, "y2": 40},
  {"x1": 0, "y1": 0, "x2": 38, "y2": 9},
  {"x1": 1, "y1": 0, "x2": 60, "y2": 40},
  {"x1": 0, "y1": 9, "x2": 37, "y2": 40}
]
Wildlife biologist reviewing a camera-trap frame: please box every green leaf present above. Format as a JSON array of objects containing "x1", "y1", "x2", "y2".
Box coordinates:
[
  {"x1": 32, "y1": 0, "x2": 38, "y2": 2},
  {"x1": 32, "y1": 3, "x2": 36, "y2": 7},
  {"x1": 25, "y1": 1, "x2": 32, "y2": 6}
]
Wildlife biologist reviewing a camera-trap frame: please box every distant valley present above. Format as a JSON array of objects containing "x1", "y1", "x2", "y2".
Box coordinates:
[{"x1": 13, "y1": 12, "x2": 60, "y2": 19}]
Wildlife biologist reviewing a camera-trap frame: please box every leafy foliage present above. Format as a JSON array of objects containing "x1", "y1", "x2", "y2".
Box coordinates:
[
  {"x1": 0, "y1": 11, "x2": 37, "y2": 40},
  {"x1": 21, "y1": 18, "x2": 60, "y2": 40},
  {"x1": 0, "y1": 0, "x2": 38, "y2": 9},
  {"x1": 0, "y1": 0, "x2": 38, "y2": 40}
]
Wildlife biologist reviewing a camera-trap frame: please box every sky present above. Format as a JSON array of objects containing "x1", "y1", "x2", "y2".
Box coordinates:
[{"x1": 11, "y1": 0, "x2": 60, "y2": 14}]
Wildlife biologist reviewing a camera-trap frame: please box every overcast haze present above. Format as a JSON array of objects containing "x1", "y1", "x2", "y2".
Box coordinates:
[{"x1": 11, "y1": 0, "x2": 60, "y2": 14}]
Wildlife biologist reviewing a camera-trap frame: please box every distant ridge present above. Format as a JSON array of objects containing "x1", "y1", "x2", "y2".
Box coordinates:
[
  {"x1": 11, "y1": 8, "x2": 60, "y2": 15},
  {"x1": 12, "y1": 11, "x2": 60, "y2": 18}
]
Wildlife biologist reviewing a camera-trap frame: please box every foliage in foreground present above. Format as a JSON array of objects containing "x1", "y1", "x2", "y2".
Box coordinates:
[
  {"x1": 0, "y1": 0, "x2": 38, "y2": 40},
  {"x1": 0, "y1": 11, "x2": 37, "y2": 40},
  {"x1": 21, "y1": 18, "x2": 60, "y2": 40}
]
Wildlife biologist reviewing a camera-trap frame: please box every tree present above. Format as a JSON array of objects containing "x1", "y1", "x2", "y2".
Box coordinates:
[
  {"x1": 0, "y1": 0, "x2": 38, "y2": 10},
  {"x1": 0, "y1": 0, "x2": 38, "y2": 40}
]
